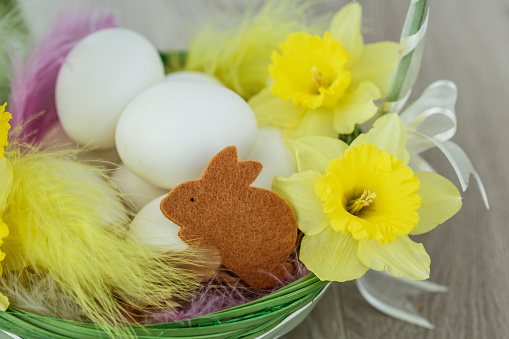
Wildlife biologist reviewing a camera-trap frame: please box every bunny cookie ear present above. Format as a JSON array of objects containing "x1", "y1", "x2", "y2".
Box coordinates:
[
  {"x1": 237, "y1": 161, "x2": 262, "y2": 187},
  {"x1": 200, "y1": 146, "x2": 239, "y2": 183},
  {"x1": 201, "y1": 146, "x2": 262, "y2": 187}
]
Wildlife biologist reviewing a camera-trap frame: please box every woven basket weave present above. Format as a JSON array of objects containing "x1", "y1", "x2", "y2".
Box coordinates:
[{"x1": 0, "y1": 274, "x2": 329, "y2": 339}]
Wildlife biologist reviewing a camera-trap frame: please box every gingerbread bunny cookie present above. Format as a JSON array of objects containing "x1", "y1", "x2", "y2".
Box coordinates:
[{"x1": 160, "y1": 146, "x2": 298, "y2": 288}]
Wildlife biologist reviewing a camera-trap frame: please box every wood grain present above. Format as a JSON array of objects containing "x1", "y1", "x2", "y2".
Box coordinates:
[{"x1": 17, "y1": 0, "x2": 507, "y2": 338}]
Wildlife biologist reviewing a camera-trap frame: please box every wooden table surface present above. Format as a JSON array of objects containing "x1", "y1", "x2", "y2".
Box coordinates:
[{"x1": 18, "y1": 0, "x2": 507, "y2": 338}]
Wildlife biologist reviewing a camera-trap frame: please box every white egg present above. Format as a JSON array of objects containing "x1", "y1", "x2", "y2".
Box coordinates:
[
  {"x1": 56, "y1": 28, "x2": 165, "y2": 149},
  {"x1": 112, "y1": 164, "x2": 168, "y2": 212},
  {"x1": 165, "y1": 71, "x2": 223, "y2": 86},
  {"x1": 129, "y1": 194, "x2": 188, "y2": 252},
  {"x1": 115, "y1": 80, "x2": 258, "y2": 189},
  {"x1": 42, "y1": 121, "x2": 121, "y2": 167},
  {"x1": 246, "y1": 127, "x2": 297, "y2": 190}
]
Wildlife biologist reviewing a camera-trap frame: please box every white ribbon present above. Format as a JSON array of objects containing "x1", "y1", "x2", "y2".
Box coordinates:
[
  {"x1": 399, "y1": 9, "x2": 429, "y2": 58},
  {"x1": 357, "y1": 80, "x2": 489, "y2": 330},
  {"x1": 399, "y1": 80, "x2": 489, "y2": 209},
  {"x1": 356, "y1": 270, "x2": 447, "y2": 329},
  {"x1": 382, "y1": 88, "x2": 412, "y2": 115},
  {"x1": 383, "y1": 0, "x2": 430, "y2": 114}
]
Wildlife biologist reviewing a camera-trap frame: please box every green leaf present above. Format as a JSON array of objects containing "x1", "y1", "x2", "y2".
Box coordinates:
[{"x1": 339, "y1": 125, "x2": 362, "y2": 145}]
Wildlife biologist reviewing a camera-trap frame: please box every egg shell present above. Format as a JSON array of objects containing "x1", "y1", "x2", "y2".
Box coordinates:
[
  {"x1": 128, "y1": 194, "x2": 188, "y2": 252},
  {"x1": 112, "y1": 164, "x2": 168, "y2": 212},
  {"x1": 42, "y1": 121, "x2": 121, "y2": 167},
  {"x1": 115, "y1": 80, "x2": 258, "y2": 189},
  {"x1": 56, "y1": 28, "x2": 164, "y2": 149},
  {"x1": 246, "y1": 127, "x2": 297, "y2": 190},
  {"x1": 165, "y1": 71, "x2": 223, "y2": 86}
]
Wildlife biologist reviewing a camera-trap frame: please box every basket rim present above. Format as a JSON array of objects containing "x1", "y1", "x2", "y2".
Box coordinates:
[{"x1": 0, "y1": 273, "x2": 329, "y2": 338}]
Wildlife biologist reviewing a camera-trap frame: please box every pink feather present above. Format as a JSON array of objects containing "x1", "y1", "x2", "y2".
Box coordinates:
[
  {"x1": 147, "y1": 256, "x2": 310, "y2": 324},
  {"x1": 9, "y1": 8, "x2": 116, "y2": 142}
]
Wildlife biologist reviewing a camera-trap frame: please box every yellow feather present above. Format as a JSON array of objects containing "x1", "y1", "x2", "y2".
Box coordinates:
[
  {"x1": 1, "y1": 142, "x2": 219, "y2": 337},
  {"x1": 186, "y1": 0, "x2": 327, "y2": 100},
  {"x1": 0, "y1": 269, "x2": 87, "y2": 322}
]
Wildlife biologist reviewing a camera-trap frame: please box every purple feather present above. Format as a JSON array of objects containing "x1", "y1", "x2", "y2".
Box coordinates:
[
  {"x1": 9, "y1": 8, "x2": 117, "y2": 142},
  {"x1": 146, "y1": 256, "x2": 310, "y2": 324}
]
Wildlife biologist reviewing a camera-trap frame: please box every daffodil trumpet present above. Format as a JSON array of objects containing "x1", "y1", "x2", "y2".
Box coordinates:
[{"x1": 273, "y1": 114, "x2": 462, "y2": 282}]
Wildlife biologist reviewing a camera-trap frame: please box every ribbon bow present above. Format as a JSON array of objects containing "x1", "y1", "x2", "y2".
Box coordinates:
[
  {"x1": 356, "y1": 80, "x2": 489, "y2": 330},
  {"x1": 400, "y1": 80, "x2": 489, "y2": 209}
]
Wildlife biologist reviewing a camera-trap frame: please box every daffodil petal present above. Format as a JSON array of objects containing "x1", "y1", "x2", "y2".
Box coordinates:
[
  {"x1": 358, "y1": 235, "x2": 430, "y2": 280},
  {"x1": 329, "y1": 2, "x2": 364, "y2": 68},
  {"x1": 1, "y1": 230, "x2": 27, "y2": 272},
  {"x1": 350, "y1": 41, "x2": 400, "y2": 97},
  {"x1": 410, "y1": 171, "x2": 462, "y2": 235},
  {"x1": 351, "y1": 113, "x2": 410, "y2": 165},
  {"x1": 286, "y1": 136, "x2": 348, "y2": 173},
  {"x1": 0, "y1": 292, "x2": 8, "y2": 311},
  {"x1": 0, "y1": 157, "x2": 13, "y2": 213},
  {"x1": 301, "y1": 227, "x2": 369, "y2": 282},
  {"x1": 0, "y1": 221, "x2": 8, "y2": 241},
  {"x1": 333, "y1": 82, "x2": 380, "y2": 134},
  {"x1": 272, "y1": 170, "x2": 330, "y2": 236},
  {"x1": 249, "y1": 87, "x2": 307, "y2": 128},
  {"x1": 284, "y1": 108, "x2": 337, "y2": 139}
]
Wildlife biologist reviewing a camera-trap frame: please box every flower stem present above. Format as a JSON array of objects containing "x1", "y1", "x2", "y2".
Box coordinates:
[
  {"x1": 159, "y1": 50, "x2": 188, "y2": 73},
  {"x1": 339, "y1": 125, "x2": 362, "y2": 145},
  {"x1": 383, "y1": 0, "x2": 429, "y2": 111}
]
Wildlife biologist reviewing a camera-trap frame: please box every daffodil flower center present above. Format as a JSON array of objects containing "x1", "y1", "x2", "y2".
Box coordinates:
[
  {"x1": 269, "y1": 31, "x2": 351, "y2": 110},
  {"x1": 347, "y1": 189, "x2": 376, "y2": 216},
  {"x1": 311, "y1": 66, "x2": 327, "y2": 91},
  {"x1": 315, "y1": 143, "x2": 422, "y2": 244}
]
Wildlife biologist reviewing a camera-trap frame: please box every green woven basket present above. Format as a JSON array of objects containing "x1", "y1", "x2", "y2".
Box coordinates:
[{"x1": 0, "y1": 274, "x2": 329, "y2": 339}]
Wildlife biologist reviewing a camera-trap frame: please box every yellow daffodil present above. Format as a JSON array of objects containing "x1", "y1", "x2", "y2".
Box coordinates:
[
  {"x1": 0, "y1": 102, "x2": 12, "y2": 310},
  {"x1": 250, "y1": 3, "x2": 399, "y2": 139},
  {"x1": 270, "y1": 31, "x2": 352, "y2": 110},
  {"x1": 272, "y1": 114, "x2": 462, "y2": 282},
  {"x1": 186, "y1": 1, "x2": 308, "y2": 100}
]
